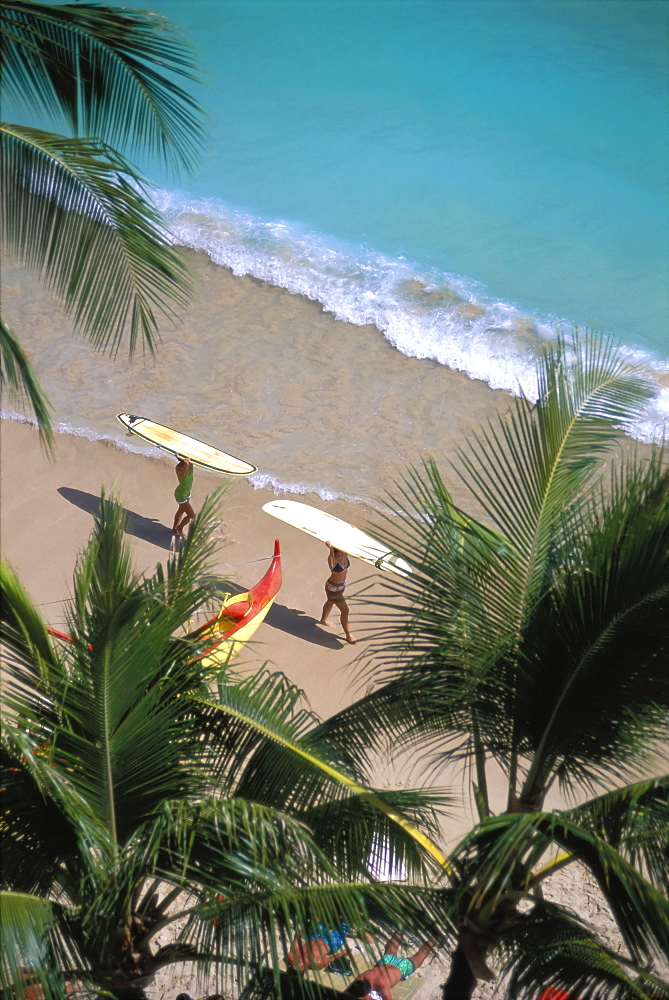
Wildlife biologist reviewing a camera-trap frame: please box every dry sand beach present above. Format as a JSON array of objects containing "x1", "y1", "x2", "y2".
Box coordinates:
[{"x1": 0, "y1": 419, "x2": 634, "y2": 1000}]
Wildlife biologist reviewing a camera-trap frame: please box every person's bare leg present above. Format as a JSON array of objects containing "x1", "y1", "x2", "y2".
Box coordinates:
[
  {"x1": 319, "y1": 598, "x2": 335, "y2": 626},
  {"x1": 339, "y1": 600, "x2": 356, "y2": 643},
  {"x1": 175, "y1": 501, "x2": 195, "y2": 536},
  {"x1": 383, "y1": 932, "x2": 402, "y2": 957},
  {"x1": 408, "y1": 938, "x2": 436, "y2": 969}
]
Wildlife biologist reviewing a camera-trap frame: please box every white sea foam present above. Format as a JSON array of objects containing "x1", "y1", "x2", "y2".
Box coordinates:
[
  {"x1": 0, "y1": 409, "x2": 357, "y2": 503},
  {"x1": 248, "y1": 471, "x2": 365, "y2": 505},
  {"x1": 0, "y1": 409, "x2": 172, "y2": 460},
  {"x1": 154, "y1": 189, "x2": 669, "y2": 444}
]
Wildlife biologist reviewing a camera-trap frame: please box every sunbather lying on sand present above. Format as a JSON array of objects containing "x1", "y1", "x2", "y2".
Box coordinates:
[
  {"x1": 343, "y1": 931, "x2": 435, "y2": 1000},
  {"x1": 286, "y1": 920, "x2": 350, "y2": 970}
]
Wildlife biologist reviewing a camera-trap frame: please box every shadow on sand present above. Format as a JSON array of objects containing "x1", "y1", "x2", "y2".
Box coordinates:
[
  {"x1": 265, "y1": 602, "x2": 345, "y2": 648},
  {"x1": 58, "y1": 487, "x2": 173, "y2": 550}
]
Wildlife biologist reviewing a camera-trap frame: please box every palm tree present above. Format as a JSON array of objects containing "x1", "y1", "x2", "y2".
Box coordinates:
[
  {"x1": 1, "y1": 1, "x2": 204, "y2": 446},
  {"x1": 1, "y1": 491, "x2": 452, "y2": 1000},
  {"x1": 327, "y1": 334, "x2": 669, "y2": 999}
]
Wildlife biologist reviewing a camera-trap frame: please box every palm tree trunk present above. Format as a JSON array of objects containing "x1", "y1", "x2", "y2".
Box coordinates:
[{"x1": 441, "y1": 945, "x2": 477, "y2": 1000}]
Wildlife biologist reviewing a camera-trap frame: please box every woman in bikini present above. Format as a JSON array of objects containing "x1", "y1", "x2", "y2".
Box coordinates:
[{"x1": 319, "y1": 540, "x2": 356, "y2": 643}]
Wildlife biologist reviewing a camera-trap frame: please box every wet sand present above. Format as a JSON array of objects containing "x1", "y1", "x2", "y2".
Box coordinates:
[{"x1": 1, "y1": 249, "x2": 516, "y2": 508}]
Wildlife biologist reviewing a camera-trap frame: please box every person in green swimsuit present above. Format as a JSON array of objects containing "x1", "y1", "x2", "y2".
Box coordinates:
[
  {"x1": 344, "y1": 932, "x2": 436, "y2": 1000},
  {"x1": 172, "y1": 457, "x2": 195, "y2": 536}
]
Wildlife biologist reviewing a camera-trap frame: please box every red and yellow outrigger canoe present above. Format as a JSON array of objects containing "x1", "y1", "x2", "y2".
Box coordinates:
[
  {"x1": 197, "y1": 539, "x2": 282, "y2": 667},
  {"x1": 46, "y1": 541, "x2": 282, "y2": 666}
]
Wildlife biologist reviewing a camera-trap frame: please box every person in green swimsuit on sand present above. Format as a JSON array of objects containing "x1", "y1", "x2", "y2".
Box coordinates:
[
  {"x1": 343, "y1": 932, "x2": 436, "y2": 1000},
  {"x1": 172, "y1": 457, "x2": 195, "y2": 536}
]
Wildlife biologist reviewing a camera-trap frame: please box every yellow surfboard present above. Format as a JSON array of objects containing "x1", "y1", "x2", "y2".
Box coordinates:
[
  {"x1": 116, "y1": 413, "x2": 257, "y2": 476},
  {"x1": 262, "y1": 499, "x2": 412, "y2": 577}
]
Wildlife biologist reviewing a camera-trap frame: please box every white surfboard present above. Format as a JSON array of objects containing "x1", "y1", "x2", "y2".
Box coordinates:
[
  {"x1": 116, "y1": 413, "x2": 257, "y2": 476},
  {"x1": 262, "y1": 499, "x2": 412, "y2": 577}
]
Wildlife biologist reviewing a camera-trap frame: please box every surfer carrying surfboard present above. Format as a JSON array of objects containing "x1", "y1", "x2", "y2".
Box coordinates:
[
  {"x1": 319, "y1": 541, "x2": 356, "y2": 644},
  {"x1": 172, "y1": 457, "x2": 195, "y2": 536}
]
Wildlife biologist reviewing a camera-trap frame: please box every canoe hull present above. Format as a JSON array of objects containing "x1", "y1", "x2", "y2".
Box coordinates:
[{"x1": 199, "y1": 540, "x2": 282, "y2": 666}]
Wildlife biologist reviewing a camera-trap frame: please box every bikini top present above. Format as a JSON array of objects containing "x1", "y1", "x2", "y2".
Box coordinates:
[{"x1": 333, "y1": 557, "x2": 349, "y2": 573}]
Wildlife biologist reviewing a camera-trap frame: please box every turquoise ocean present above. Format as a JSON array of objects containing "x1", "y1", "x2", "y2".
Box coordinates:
[
  {"x1": 155, "y1": 0, "x2": 669, "y2": 419},
  {"x1": 4, "y1": 0, "x2": 669, "y2": 503}
]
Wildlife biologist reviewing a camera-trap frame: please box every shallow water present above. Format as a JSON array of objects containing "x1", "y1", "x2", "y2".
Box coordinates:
[{"x1": 2, "y1": 256, "x2": 514, "y2": 507}]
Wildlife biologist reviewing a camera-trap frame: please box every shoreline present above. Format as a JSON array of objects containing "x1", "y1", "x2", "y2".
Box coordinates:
[{"x1": 1, "y1": 248, "x2": 523, "y2": 511}]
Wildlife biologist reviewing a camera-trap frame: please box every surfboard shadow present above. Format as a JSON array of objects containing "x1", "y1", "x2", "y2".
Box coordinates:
[
  {"x1": 264, "y1": 603, "x2": 345, "y2": 648},
  {"x1": 58, "y1": 488, "x2": 173, "y2": 549}
]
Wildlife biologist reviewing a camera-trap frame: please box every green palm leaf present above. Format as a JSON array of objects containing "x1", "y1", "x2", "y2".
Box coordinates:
[
  {"x1": 0, "y1": 890, "x2": 88, "y2": 1000},
  {"x1": 516, "y1": 452, "x2": 669, "y2": 801},
  {"x1": 496, "y1": 899, "x2": 666, "y2": 1000},
  {"x1": 458, "y1": 333, "x2": 654, "y2": 560},
  {"x1": 0, "y1": 741, "x2": 84, "y2": 896},
  {"x1": 2, "y1": 490, "x2": 227, "y2": 845},
  {"x1": 175, "y1": 823, "x2": 448, "y2": 993},
  {"x1": 0, "y1": 556, "x2": 64, "y2": 695},
  {"x1": 0, "y1": 318, "x2": 53, "y2": 448},
  {"x1": 192, "y1": 670, "x2": 452, "y2": 874},
  {"x1": 349, "y1": 338, "x2": 665, "y2": 789},
  {"x1": 76, "y1": 797, "x2": 449, "y2": 990},
  {"x1": 1, "y1": 122, "x2": 192, "y2": 355},
  {"x1": 451, "y1": 811, "x2": 669, "y2": 964},
  {"x1": 558, "y1": 777, "x2": 669, "y2": 894},
  {"x1": 1, "y1": 0, "x2": 203, "y2": 171}
]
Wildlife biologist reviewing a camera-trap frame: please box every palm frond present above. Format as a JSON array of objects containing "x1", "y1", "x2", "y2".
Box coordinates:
[
  {"x1": 452, "y1": 334, "x2": 655, "y2": 678},
  {"x1": 298, "y1": 786, "x2": 452, "y2": 883},
  {"x1": 2, "y1": 489, "x2": 227, "y2": 845},
  {"x1": 450, "y1": 811, "x2": 669, "y2": 965},
  {"x1": 336, "y1": 464, "x2": 528, "y2": 777},
  {"x1": 496, "y1": 899, "x2": 666, "y2": 1000},
  {"x1": 189, "y1": 879, "x2": 449, "y2": 994},
  {"x1": 172, "y1": 806, "x2": 450, "y2": 995},
  {"x1": 1, "y1": 557, "x2": 64, "y2": 699},
  {"x1": 76, "y1": 796, "x2": 450, "y2": 991},
  {"x1": 0, "y1": 742, "x2": 84, "y2": 896},
  {"x1": 193, "y1": 669, "x2": 451, "y2": 874},
  {"x1": 0, "y1": 890, "x2": 89, "y2": 1000},
  {"x1": 1, "y1": 122, "x2": 192, "y2": 354},
  {"x1": 558, "y1": 777, "x2": 669, "y2": 895},
  {"x1": 516, "y1": 452, "x2": 669, "y2": 800},
  {"x1": 458, "y1": 332, "x2": 654, "y2": 559},
  {"x1": 1, "y1": 0, "x2": 203, "y2": 171},
  {"x1": 352, "y1": 359, "x2": 667, "y2": 798},
  {"x1": 0, "y1": 318, "x2": 53, "y2": 447}
]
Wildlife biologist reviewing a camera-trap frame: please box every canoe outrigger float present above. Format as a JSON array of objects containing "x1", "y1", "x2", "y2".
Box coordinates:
[
  {"x1": 46, "y1": 541, "x2": 282, "y2": 666},
  {"x1": 197, "y1": 539, "x2": 282, "y2": 666}
]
